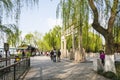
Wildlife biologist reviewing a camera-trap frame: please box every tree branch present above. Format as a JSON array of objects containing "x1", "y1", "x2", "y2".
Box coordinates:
[
  {"x1": 108, "y1": 0, "x2": 118, "y2": 33},
  {"x1": 88, "y1": 0, "x2": 106, "y2": 36}
]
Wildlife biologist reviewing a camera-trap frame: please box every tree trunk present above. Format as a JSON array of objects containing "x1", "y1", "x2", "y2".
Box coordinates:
[
  {"x1": 61, "y1": 35, "x2": 67, "y2": 58},
  {"x1": 104, "y1": 34, "x2": 116, "y2": 73},
  {"x1": 71, "y1": 26, "x2": 75, "y2": 60},
  {"x1": 105, "y1": 55, "x2": 116, "y2": 73},
  {"x1": 64, "y1": 37, "x2": 67, "y2": 58},
  {"x1": 75, "y1": 25, "x2": 85, "y2": 62}
]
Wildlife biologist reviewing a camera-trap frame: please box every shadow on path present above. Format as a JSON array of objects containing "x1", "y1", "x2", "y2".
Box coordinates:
[{"x1": 23, "y1": 56, "x2": 110, "y2": 80}]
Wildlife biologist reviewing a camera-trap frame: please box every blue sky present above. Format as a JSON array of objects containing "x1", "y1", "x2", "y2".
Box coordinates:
[{"x1": 19, "y1": 0, "x2": 61, "y2": 36}]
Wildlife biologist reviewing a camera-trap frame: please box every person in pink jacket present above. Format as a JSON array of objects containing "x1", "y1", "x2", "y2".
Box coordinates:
[{"x1": 100, "y1": 51, "x2": 105, "y2": 66}]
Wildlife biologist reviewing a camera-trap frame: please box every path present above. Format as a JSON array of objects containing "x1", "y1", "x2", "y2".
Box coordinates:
[{"x1": 23, "y1": 56, "x2": 110, "y2": 80}]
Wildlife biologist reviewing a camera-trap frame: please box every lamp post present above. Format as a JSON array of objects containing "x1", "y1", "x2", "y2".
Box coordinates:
[{"x1": 4, "y1": 43, "x2": 9, "y2": 66}]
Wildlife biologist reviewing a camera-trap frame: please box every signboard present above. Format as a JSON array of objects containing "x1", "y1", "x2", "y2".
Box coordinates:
[{"x1": 4, "y1": 43, "x2": 9, "y2": 51}]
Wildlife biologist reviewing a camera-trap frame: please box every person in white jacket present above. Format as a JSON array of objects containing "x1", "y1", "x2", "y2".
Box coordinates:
[{"x1": 53, "y1": 49, "x2": 57, "y2": 62}]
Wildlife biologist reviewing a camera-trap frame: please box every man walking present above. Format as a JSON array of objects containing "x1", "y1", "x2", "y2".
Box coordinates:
[{"x1": 57, "y1": 49, "x2": 61, "y2": 62}]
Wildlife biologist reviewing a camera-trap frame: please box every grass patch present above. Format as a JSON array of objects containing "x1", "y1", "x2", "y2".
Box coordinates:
[{"x1": 103, "y1": 71, "x2": 117, "y2": 80}]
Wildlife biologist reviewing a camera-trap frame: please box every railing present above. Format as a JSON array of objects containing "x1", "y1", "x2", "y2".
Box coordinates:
[
  {"x1": 0, "y1": 58, "x2": 30, "y2": 80},
  {"x1": 0, "y1": 58, "x2": 11, "y2": 68}
]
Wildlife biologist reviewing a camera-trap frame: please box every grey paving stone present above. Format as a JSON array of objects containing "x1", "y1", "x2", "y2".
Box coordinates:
[{"x1": 23, "y1": 56, "x2": 110, "y2": 80}]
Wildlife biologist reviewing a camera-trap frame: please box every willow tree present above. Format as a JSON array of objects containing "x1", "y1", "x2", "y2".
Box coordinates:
[
  {"x1": 76, "y1": 0, "x2": 89, "y2": 61},
  {"x1": 114, "y1": 7, "x2": 120, "y2": 43},
  {"x1": 4, "y1": 24, "x2": 21, "y2": 48},
  {"x1": 0, "y1": 0, "x2": 39, "y2": 47},
  {"x1": 0, "y1": 24, "x2": 14, "y2": 40},
  {"x1": 10, "y1": 0, "x2": 39, "y2": 46},
  {"x1": 0, "y1": 0, "x2": 13, "y2": 23},
  {"x1": 58, "y1": 0, "x2": 89, "y2": 62},
  {"x1": 88, "y1": 0, "x2": 119, "y2": 73},
  {"x1": 0, "y1": 0, "x2": 13, "y2": 43}
]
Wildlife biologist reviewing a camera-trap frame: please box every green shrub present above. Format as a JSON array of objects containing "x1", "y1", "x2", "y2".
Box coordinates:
[
  {"x1": 97, "y1": 61, "x2": 120, "y2": 80},
  {"x1": 26, "y1": 52, "x2": 31, "y2": 57},
  {"x1": 103, "y1": 71, "x2": 117, "y2": 80},
  {"x1": 115, "y1": 61, "x2": 120, "y2": 80}
]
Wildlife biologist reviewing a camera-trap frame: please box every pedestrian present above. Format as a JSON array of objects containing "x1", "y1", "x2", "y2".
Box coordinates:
[
  {"x1": 50, "y1": 50, "x2": 54, "y2": 61},
  {"x1": 41, "y1": 51, "x2": 43, "y2": 55},
  {"x1": 57, "y1": 49, "x2": 61, "y2": 62},
  {"x1": 100, "y1": 51, "x2": 105, "y2": 66},
  {"x1": 53, "y1": 48, "x2": 57, "y2": 62},
  {"x1": 7, "y1": 50, "x2": 11, "y2": 57},
  {"x1": 0, "y1": 50, "x2": 2, "y2": 58},
  {"x1": 22, "y1": 50, "x2": 25, "y2": 59}
]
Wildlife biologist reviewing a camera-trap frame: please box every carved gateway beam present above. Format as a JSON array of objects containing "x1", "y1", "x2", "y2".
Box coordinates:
[{"x1": 61, "y1": 25, "x2": 78, "y2": 59}]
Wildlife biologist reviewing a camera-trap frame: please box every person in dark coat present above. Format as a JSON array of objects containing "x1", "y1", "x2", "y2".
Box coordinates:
[
  {"x1": 57, "y1": 49, "x2": 61, "y2": 62},
  {"x1": 50, "y1": 50, "x2": 54, "y2": 61},
  {"x1": 22, "y1": 50, "x2": 25, "y2": 59}
]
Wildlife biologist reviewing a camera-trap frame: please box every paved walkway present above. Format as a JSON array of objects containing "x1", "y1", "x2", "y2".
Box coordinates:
[{"x1": 23, "y1": 56, "x2": 110, "y2": 80}]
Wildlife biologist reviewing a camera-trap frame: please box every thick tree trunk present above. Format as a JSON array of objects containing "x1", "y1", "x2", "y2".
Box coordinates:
[
  {"x1": 105, "y1": 55, "x2": 116, "y2": 73},
  {"x1": 75, "y1": 25, "x2": 85, "y2": 62},
  {"x1": 88, "y1": 0, "x2": 118, "y2": 74},
  {"x1": 104, "y1": 34, "x2": 116, "y2": 73}
]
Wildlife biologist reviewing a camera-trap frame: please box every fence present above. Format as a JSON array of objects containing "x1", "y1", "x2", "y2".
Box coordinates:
[{"x1": 0, "y1": 58, "x2": 30, "y2": 80}]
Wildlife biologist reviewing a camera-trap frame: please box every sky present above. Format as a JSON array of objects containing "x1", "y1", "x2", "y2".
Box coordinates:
[
  {"x1": 19, "y1": 0, "x2": 62, "y2": 37},
  {"x1": 0, "y1": 0, "x2": 61, "y2": 47}
]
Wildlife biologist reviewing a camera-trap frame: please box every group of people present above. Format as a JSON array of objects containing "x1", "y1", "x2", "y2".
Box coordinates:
[
  {"x1": 50, "y1": 49, "x2": 61, "y2": 62},
  {"x1": 49, "y1": 49, "x2": 105, "y2": 65}
]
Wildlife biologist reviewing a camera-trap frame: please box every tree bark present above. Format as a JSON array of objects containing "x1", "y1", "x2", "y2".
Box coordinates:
[
  {"x1": 104, "y1": 33, "x2": 116, "y2": 73},
  {"x1": 77, "y1": 24, "x2": 85, "y2": 62}
]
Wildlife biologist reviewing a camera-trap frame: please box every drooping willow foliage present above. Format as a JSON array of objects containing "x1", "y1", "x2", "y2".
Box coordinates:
[
  {"x1": 57, "y1": 0, "x2": 120, "y2": 52},
  {"x1": 114, "y1": 1, "x2": 120, "y2": 43},
  {"x1": 57, "y1": 0, "x2": 103, "y2": 52},
  {"x1": 57, "y1": 0, "x2": 89, "y2": 30},
  {"x1": 0, "y1": 0, "x2": 39, "y2": 47}
]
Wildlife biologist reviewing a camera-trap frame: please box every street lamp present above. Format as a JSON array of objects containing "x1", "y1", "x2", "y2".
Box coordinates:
[{"x1": 4, "y1": 43, "x2": 9, "y2": 66}]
